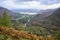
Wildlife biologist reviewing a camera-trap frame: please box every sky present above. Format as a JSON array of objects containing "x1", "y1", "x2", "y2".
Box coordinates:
[{"x1": 0, "y1": 0, "x2": 60, "y2": 10}]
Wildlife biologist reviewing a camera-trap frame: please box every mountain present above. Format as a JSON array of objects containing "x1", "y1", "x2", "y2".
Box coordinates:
[
  {"x1": 11, "y1": 9, "x2": 40, "y2": 13},
  {"x1": 45, "y1": 8, "x2": 60, "y2": 27},
  {"x1": 44, "y1": 8, "x2": 60, "y2": 33},
  {"x1": 0, "y1": 7, "x2": 21, "y2": 18},
  {"x1": 28, "y1": 8, "x2": 60, "y2": 34},
  {"x1": 46, "y1": 8, "x2": 60, "y2": 20}
]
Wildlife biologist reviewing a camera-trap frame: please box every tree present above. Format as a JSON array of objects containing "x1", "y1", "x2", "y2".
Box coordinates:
[{"x1": 0, "y1": 11, "x2": 13, "y2": 28}]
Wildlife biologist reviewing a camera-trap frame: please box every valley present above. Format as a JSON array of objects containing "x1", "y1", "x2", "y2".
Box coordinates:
[{"x1": 0, "y1": 7, "x2": 60, "y2": 40}]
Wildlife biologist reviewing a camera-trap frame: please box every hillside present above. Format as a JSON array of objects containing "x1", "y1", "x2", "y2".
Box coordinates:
[
  {"x1": 0, "y1": 7, "x2": 21, "y2": 18},
  {"x1": 0, "y1": 26, "x2": 56, "y2": 40},
  {"x1": 0, "y1": 26, "x2": 48, "y2": 40},
  {"x1": 44, "y1": 8, "x2": 60, "y2": 32},
  {"x1": 28, "y1": 8, "x2": 60, "y2": 34}
]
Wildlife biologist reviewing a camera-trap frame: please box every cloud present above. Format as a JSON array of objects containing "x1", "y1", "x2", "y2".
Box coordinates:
[
  {"x1": 0, "y1": 0, "x2": 60, "y2": 10},
  {"x1": 15, "y1": 0, "x2": 60, "y2": 4},
  {"x1": 0, "y1": 0, "x2": 6, "y2": 3},
  {"x1": 40, "y1": 0, "x2": 60, "y2": 5},
  {"x1": 15, "y1": 0, "x2": 39, "y2": 2}
]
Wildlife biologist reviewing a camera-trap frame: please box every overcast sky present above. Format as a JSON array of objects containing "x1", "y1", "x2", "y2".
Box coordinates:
[{"x1": 0, "y1": 0, "x2": 60, "y2": 10}]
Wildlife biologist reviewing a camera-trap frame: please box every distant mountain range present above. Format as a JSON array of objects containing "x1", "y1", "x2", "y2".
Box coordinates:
[
  {"x1": 12, "y1": 9, "x2": 57, "y2": 14},
  {"x1": 11, "y1": 9, "x2": 40, "y2": 13}
]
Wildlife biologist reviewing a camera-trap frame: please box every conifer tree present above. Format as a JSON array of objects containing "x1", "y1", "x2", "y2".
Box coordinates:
[{"x1": 0, "y1": 11, "x2": 13, "y2": 28}]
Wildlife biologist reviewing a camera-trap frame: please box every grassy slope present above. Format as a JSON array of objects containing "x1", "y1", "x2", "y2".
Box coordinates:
[{"x1": 0, "y1": 26, "x2": 55, "y2": 40}]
